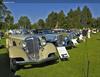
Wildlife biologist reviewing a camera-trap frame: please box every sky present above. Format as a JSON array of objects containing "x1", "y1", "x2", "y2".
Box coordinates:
[{"x1": 5, "y1": 3, "x2": 100, "y2": 23}]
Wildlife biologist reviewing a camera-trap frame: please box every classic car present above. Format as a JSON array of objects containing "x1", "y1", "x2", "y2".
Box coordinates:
[
  {"x1": 67, "y1": 31, "x2": 79, "y2": 46},
  {"x1": 43, "y1": 32, "x2": 74, "y2": 48},
  {"x1": 44, "y1": 33, "x2": 64, "y2": 46},
  {"x1": 6, "y1": 34, "x2": 58, "y2": 71},
  {"x1": 63, "y1": 36, "x2": 75, "y2": 48},
  {"x1": 31, "y1": 29, "x2": 74, "y2": 48},
  {"x1": 30, "y1": 29, "x2": 64, "y2": 47}
]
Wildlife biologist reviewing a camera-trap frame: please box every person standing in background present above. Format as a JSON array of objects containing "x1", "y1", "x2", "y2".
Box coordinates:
[
  {"x1": 87, "y1": 28, "x2": 91, "y2": 38},
  {"x1": 82, "y1": 28, "x2": 88, "y2": 42}
]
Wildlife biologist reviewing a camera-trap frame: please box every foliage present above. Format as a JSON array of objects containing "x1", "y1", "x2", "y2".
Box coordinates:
[
  {"x1": 18, "y1": 16, "x2": 31, "y2": 29},
  {"x1": 37, "y1": 19, "x2": 45, "y2": 29},
  {"x1": 0, "y1": 0, "x2": 11, "y2": 22},
  {"x1": 96, "y1": 17, "x2": 100, "y2": 28},
  {"x1": 5, "y1": 14, "x2": 14, "y2": 30},
  {"x1": 57, "y1": 10, "x2": 66, "y2": 28},
  {"x1": 46, "y1": 11, "x2": 58, "y2": 29},
  {"x1": 0, "y1": 0, "x2": 12, "y2": 30},
  {"x1": 31, "y1": 23, "x2": 38, "y2": 29},
  {"x1": 35, "y1": 6, "x2": 93, "y2": 29},
  {"x1": 81, "y1": 6, "x2": 92, "y2": 27}
]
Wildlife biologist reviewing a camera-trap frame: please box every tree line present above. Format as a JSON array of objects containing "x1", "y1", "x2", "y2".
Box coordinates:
[{"x1": 0, "y1": 0, "x2": 100, "y2": 30}]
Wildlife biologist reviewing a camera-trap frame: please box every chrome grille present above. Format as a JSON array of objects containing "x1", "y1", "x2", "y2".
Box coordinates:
[{"x1": 25, "y1": 36, "x2": 40, "y2": 60}]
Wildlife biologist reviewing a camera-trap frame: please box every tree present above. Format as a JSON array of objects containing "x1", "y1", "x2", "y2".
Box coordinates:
[
  {"x1": 95, "y1": 17, "x2": 100, "y2": 28},
  {"x1": 81, "y1": 6, "x2": 92, "y2": 27},
  {"x1": 66, "y1": 9, "x2": 74, "y2": 28},
  {"x1": 18, "y1": 16, "x2": 31, "y2": 29},
  {"x1": 5, "y1": 14, "x2": 14, "y2": 29},
  {"x1": 66, "y1": 7, "x2": 82, "y2": 28},
  {"x1": 31, "y1": 23, "x2": 38, "y2": 29},
  {"x1": 57, "y1": 10, "x2": 66, "y2": 28},
  {"x1": 74, "y1": 7, "x2": 82, "y2": 28},
  {"x1": 37, "y1": 19, "x2": 45, "y2": 29},
  {"x1": 0, "y1": 0, "x2": 11, "y2": 22},
  {"x1": 66, "y1": 6, "x2": 93, "y2": 28},
  {"x1": 46, "y1": 11, "x2": 58, "y2": 29},
  {"x1": 0, "y1": 0, "x2": 11, "y2": 30},
  {"x1": 12, "y1": 23, "x2": 19, "y2": 29},
  {"x1": 31, "y1": 6, "x2": 94, "y2": 29}
]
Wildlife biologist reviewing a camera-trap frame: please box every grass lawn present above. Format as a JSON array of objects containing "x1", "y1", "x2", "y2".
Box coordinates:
[{"x1": 0, "y1": 33, "x2": 100, "y2": 77}]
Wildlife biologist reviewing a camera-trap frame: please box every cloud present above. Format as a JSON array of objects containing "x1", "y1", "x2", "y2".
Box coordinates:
[{"x1": 3, "y1": 1, "x2": 15, "y2": 4}]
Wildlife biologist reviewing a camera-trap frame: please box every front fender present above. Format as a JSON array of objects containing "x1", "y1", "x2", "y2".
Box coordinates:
[
  {"x1": 9, "y1": 47, "x2": 29, "y2": 61},
  {"x1": 39, "y1": 43, "x2": 57, "y2": 59}
]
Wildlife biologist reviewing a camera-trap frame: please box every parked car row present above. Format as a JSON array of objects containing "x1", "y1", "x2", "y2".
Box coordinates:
[
  {"x1": 31, "y1": 29, "x2": 76, "y2": 48},
  {"x1": 5, "y1": 28, "x2": 98, "y2": 72}
]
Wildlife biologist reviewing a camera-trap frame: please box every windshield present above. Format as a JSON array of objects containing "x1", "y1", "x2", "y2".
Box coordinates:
[
  {"x1": 42, "y1": 30, "x2": 53, "y2": 34},
  {"x1": 45, "y1": 34, "x2": 57, "y2": 41}
]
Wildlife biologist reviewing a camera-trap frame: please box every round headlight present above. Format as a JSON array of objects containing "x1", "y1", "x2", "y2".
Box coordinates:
[
  {"x1": 54, "y1": 37, "x2": 57, "y2": 41},
  {"x1": 42, "y1": 42, "x2": 46, "y2": 46},
  {"x1": 22, "y1": 42, "x2": 26, "y2": 47},
  {"x1": 62, "y1": 41, "x2": 65, "y2": 45}
]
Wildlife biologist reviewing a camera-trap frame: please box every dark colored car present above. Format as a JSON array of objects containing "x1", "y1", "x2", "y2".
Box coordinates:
[
  {"x1": 63, "y1": 36, "x2": 75, "y2": 48},
  {"x1": 44, "y1": 33, "x2": 64, "y2": 46}
]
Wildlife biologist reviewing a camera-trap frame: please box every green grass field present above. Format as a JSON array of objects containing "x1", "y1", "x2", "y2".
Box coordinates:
[{"x1": 0, "y1": 33, "x2": 100, "y2": 77}]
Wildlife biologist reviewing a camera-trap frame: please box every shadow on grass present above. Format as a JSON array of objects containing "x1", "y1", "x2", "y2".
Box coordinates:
[
  {"x1": 10, "y1": 72, "x2": 21, "y2": 77},
  {"x1": 0, "y1": 53, "x2": 10, "y2": 77},
  {"x1": 19, "y1": 60, "x2": 59, "y2": 70},
  {"x1": 66, "y1": 46, "x2": 78, "y2": 50},
  {"x1": 0, "y1": 52, "x2": 21, "y2": 77},
  {"x1": 14, "y1": 60, "x2": 59, "y2": 77},
  {"x1": 0, "y1": 45, "x2": 5, "y2": 49},
  {"x1": 96, "y1": 39, "x2": 100, "y2": 40}
]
